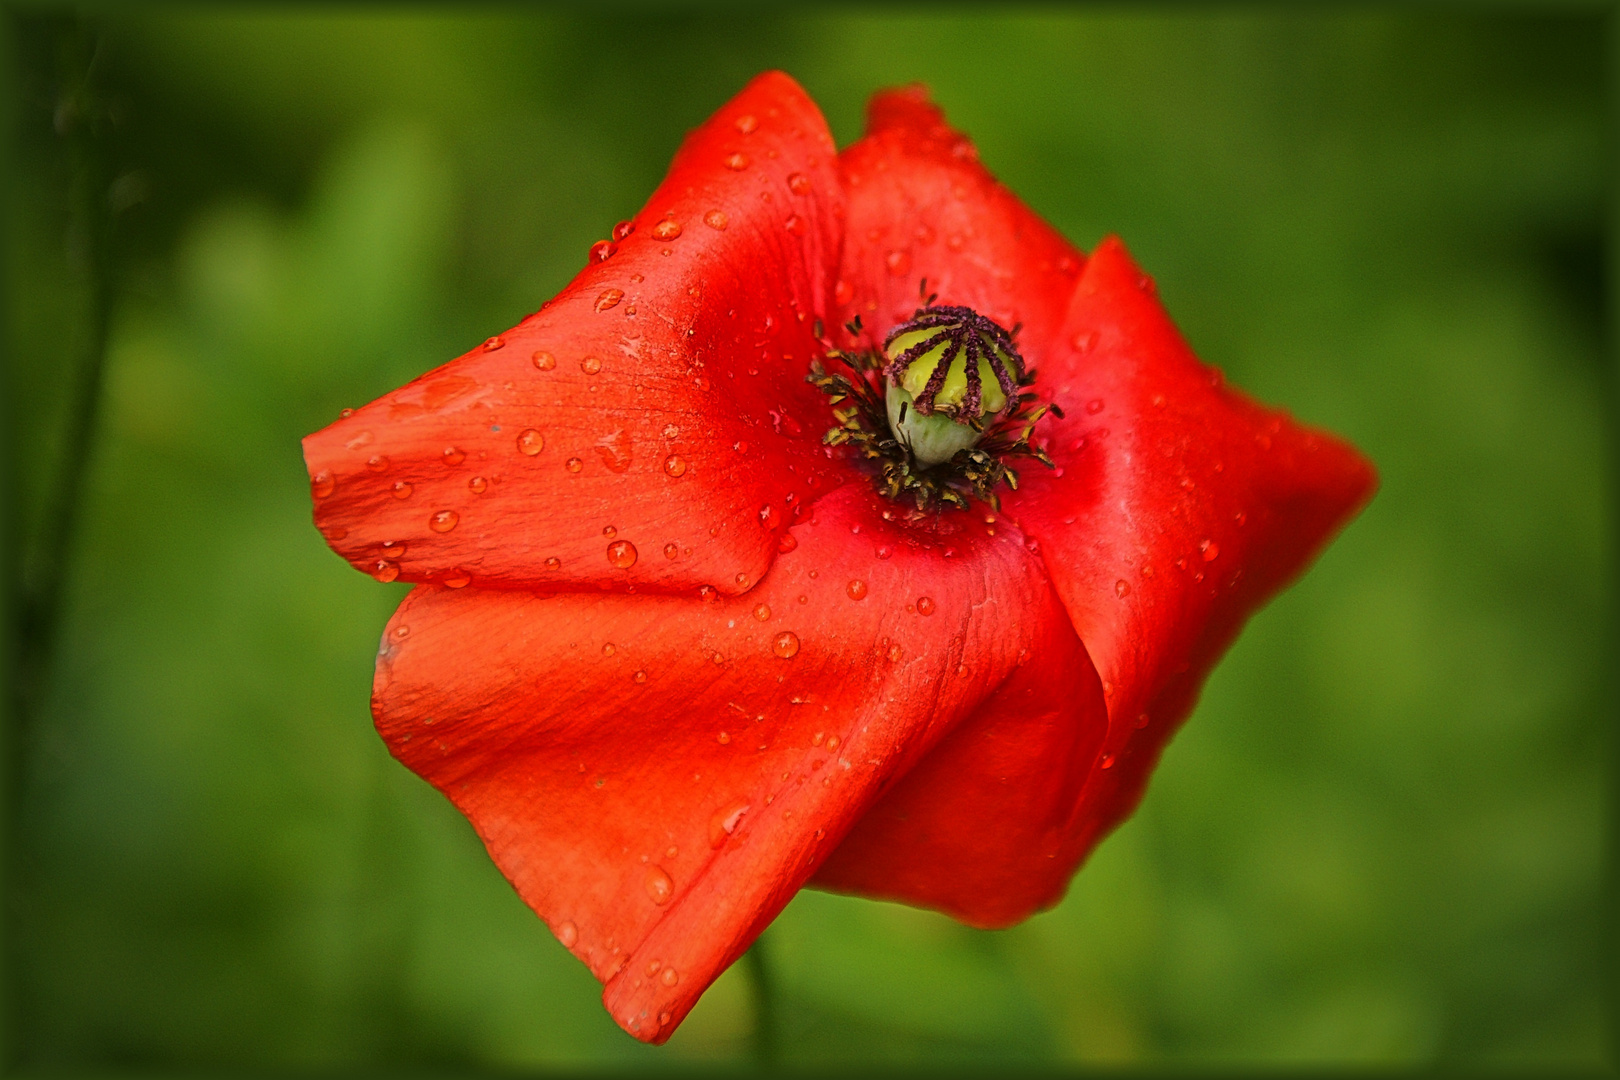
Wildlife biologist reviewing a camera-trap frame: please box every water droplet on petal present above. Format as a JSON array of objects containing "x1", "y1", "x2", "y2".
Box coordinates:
[
  {"x1": 834, "y1": 279, "x2": 854, "y2": 306},
  {"x1": 430, "y1": 510, "x2": 459, "y2": 533},
  {"x1": 887, "y1": 643, "x2": 903, "y2": 662},
  {"x1": 787, "y1": 172, "x2": 811, "y2": 195},
  {"x1": 595, "y1": 289, "x2": 623, "y2": 312},
  {"x1": 1116, "y1": 579, "x2": 1131, "y2": 598},
  {"x1": 874, "y1": 544, "x2": 892, "y2": 560},
  {"x1": 1086, "y1": 398, "x2": 1105, "y2": 415},
  {"x1": 1201, "y1": 540, "x2": 1220, "y2": 562},
  {"x1": 633, "y1": 670, "x2": 648, "y2": 684},
  {"x1": 735, "y1": 573, "x2": 749, "y2": 587},
  {"x1": 846, "y1": 579, "x2": 868, "y2": 601},
  {"x1": 718, "y1": 731, "x2": 730, "y2": 744},
  {"x1": 663, "y1": 454, "x2": 687, "y2": 478},
  {"x1": 602, "y1": 643, "x2": 616, "y2": 657},
  {"x1": 366, "y1": 455, "x2": 389, "y2": 473},
  {"x1": 545, "y1": 557, "x2": 561, "y2": 569},
  {"x1": 759, "y1": 504, "x2": 780, "y2": 529},
  {"x1": 311, "y1": 471, "x2": 335, "y2": 498},
  {"x1": 735, "y1": 113, "x2": 758, "y2": 133},
  {"x1": 518, "y1": 429, "x2": 546, "y2": 455},
  {"x1": 391, "y1": 481, "x2": 413, "y2": 499},
  {"x1": 607, "y1": 540, "x2": 638, "y2": 568},
  {"x1": 372, "y1": 560, "x2": 399, "y2": 583},
  {"x1": 753, "y1": 604, "x2": 771, "y2": 622},
  {"x1": 579, "y1": 355, "x2": 602, "y2": 375},
  {"x1": 660, "y1": 968, "x2": 679, "y2": 987},
  {"x1": 663, "y1": 542, "x2": 679, "y2": 560},
  {"x1": 557, "y1": 920, "x2": 578, "y2": 947},
  {"x1": 444, "y1": 572, "x2": 470, "y2": 589},
  {"x1": 589, "y1": 239, "x2": 616, "y2": 262},
  {"x1": 613, "y1": 220, "x2": 635, "y2": 242},
  {"x1": 1100, "y1": 753, "x2": 1116, "y2": 769},
  {"x1": 468, "y1": 476, "x2": 488, "y2": 494},
  {"x1": 602, "y1": 525, "x2": 617, "y2": 539},
  {"x1": 596, "y1": 430, "x2": 633, "y2": 473},
  {"x1": 381, "y1": 541, "x2": 406, "y2": 559},
  {"x1": 651, "y1": 219, "x2": 682, "y2": 241},
  {"x1": 915, "y1": 596, "x2": 935, "y2": 616},
  {"x1": 645, "y1": 867, "x2": 673, "y2": 905},
  {"x1": 708, "y1": 801, "x2": 750, "y2": 847},
  {"x1": 443, "y1": 446, "x2": 466, "y2": 466},
  {"x1": 566, "y1": 457, "x2": 583, "y2": 473},
  {"x1": 885, "y1": 250, "x2": 910, "y2": 276},
  {"x1": 777, "y1": 533, "x2": 798, "y2": 553},
  {"x1": 784, "y1": 213, "x2": 805, "y2": 236},
  {"x1": 339, "y1": 407, "x2": 355, "y2": 419},
  {"x1": 772, "y1": 632, "x2": 800, "y2": 659},
  {"x1": 483, "y1": 335, "x2": 505, "y2": 351},
  {"x1": 703, "y1": 209, "x2": 728, "y2": 230},
  {"x1": 725, "y1": 152, "x2": 749, "y2": 170},
  {"x1": 533, "y1": 350, "x2": 556, "y2": 370},
  {"x1": 1135, "y1": 712, "x2": 1151, "y2": 729}
]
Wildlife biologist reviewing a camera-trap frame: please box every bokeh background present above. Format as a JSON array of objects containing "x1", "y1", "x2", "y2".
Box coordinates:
[{"x1": 4, "y1": 6, "x2": 1610, "y2": 1069}]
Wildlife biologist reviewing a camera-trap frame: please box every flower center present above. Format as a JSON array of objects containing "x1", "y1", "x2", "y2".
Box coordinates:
[
  {"x1": 809, "y1": 297, "x2": 1062, "y2": 512},
  {"x1": 882, "y1": 305, "x2": 1021, "y2": 466}
]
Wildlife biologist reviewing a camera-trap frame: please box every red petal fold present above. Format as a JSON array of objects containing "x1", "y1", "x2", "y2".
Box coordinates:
[
  {"x1": 832, "y1": 84, "x2": 1085, "y2": 359},
  {"x1": 1004, "y1": 235, "x2": 1377, "y2": 857},
  {"x1": 303, "y1": 72, "x2": 848, "y2": 596},
  {"x1": 370, "y1": 483, "x2": 1071, "y2": 1043}
]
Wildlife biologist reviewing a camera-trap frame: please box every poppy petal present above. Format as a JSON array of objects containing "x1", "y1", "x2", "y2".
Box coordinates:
[
  {"x1": 303, "y1": 71, "x2": 846, "y2": 596},
  {"x1": 810, "y1": 592, "x2": 1107, "y2": 928},
  {"x1": 370, "y1": 483, "x2": 1066, "y2": 1042},
  {"x1": 1005, "y1": 235, "x2": 1377, "y2": 859},
  {"x1": 832, "y1": 84, "x2": 1084, "y2": 358}
]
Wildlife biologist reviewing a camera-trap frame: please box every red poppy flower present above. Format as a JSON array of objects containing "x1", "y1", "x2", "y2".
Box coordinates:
[{"x1": 303, "y1": 72, "x2": 1374, "y2": 1043}]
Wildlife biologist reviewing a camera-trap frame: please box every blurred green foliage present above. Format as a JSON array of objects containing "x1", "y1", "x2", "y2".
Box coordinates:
[{"x1": 3, "y1": 7, "x2": 1609, "y2": 1069}]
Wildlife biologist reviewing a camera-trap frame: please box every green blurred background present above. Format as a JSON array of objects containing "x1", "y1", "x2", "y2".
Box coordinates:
[{"x1": 3, "y1": 6, "x2": 1610, "y2": 1069}]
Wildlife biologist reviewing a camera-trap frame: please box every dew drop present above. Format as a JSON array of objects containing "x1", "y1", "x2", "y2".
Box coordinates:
[
  {"x1": 391, "y1": 625, "x2": 410, "y2": 641},
  {"x1": 602, "y1": 643, "x2": 616, "y2": 657},
  {"x1": 596, "y1": 430, "x2": 632, "y2": 473},
  {"x1": 1100, "y1": 753, "x2": 1116, "y2": 769},
  {"x1": 735, "y1": 573, "x2": 749, "y2": 587},
  {"x1": 846, "y1": 579, "x2": 868, "y2": 601},
  {"x1": 759, "y1": 504, "x2": 780, "y2": 529},
  {"x1": 1116, "y1": 579, "x2": 1131, "y2": 598},
  {"x1": 483, "y1": 335, "x2": 505, "y2": 351},
  {"x1": 580, "y1": 355, "x2": 602, "y2": 375},
  {"x1": 533, "y1": 350, "x2": 556, "y2": 371},
  {"x1": 718, "y1": 731, "x2": 730, "y2": 744},
  {"x1": 607, "y1": 540, "x2": 638, "y2": 568},
  {"x1": 633, "y1": 670, "x2": 648, "y2": 684},
  {"x1": 651, "y1": 219, "x2": 682, "y2": 241},
  {"x1": 787, "y1": 171, "x2": 812, "y2": 195},
  {"x1": 557, "y1": 920, "x2": 578, "y2": 947},
  {"x1": 753, "y1": 604, "x2": 771, "y2": 622},
  {"x1": 311, "y1": 471, "x2": 335, "y2": 498},
  {"x1": 887, "y1": 643, "x2": 903, "y2": 662},
  {"x1": 1086, "y1": 398, "x2": 1105, "y2": 415},
  {"x1": 915, "y1": 596, "x2": 935, "y2": 616},
  {"x1": 468, "y1": 476, "x2": 488, "y2": 494},
  {"x1": 339, "y1": 407, "x2": 355, "y2": 419},
  {"x1": 595, "y1": 289, "x2": 623, "y2": 312},
  {"x1": 660, "y1": 968, "x2": 679, "y2": 987},
  {"x1": 589, "y1": 239, "x2": 615, "y2": 263},
  {"x1": 1135, "y1": 712, "x2": 1151, "y2": 729},
  {"x1": 644, "y1": 867, "x2": 673, "y2": 905},
  {"x1": 725, "y1": 152, "x2": 749, "y2": 170},
  {"x1": 1200, "y1": 539, "x2": 1220, "y2": 562},
  {"x1": 603, "y1": 525, "x2": 617, "y2": 539},
  {"x1": 366, "y1": 455, "x2": 389, "y2": 473},
  {"x1": 566, "y1": 457, "x2": 583, "y2": 473},
  {"x1": 663, "y1": 454, "x2": 687, "y2": 478},
  {"x1": 784, "y1": 213, "x2": 806, "y2": 236},
  {"x1": 545, "y1": 557, "x2": 561, "y2": 569},
  {"x1": 372, "y1": 560, "x2": 399, "y2": 583},
  {"x1": 442, "y1": 446, "x2": 466, "y2": 466},
  {"x1": 874, "y1": 544, "x2": 893, "y2": 560},
  {"x1": 430, "y1": 510, "x2": 459, "y2": 533},
  {"x1": 518, "y1": 429, "x2": 546, "y2": 456},
  {"x1": 777, "y1": 532, "x2": 797, "y2": 553},
  {"x1": 444, "y1": 572, "x2": 470, "y2": 589},
  {"x1": 834, "y1": 279, "x2": 853, "y2": 306},
  {"x1": 663, "y1": 542, "x2": 679, "y2": 560},
  {"x1": 658, "y1": 1011, "x2": 672, "y2": 1027},
  {"x1": 885, "y1": 250, "x2": 910, "y2": 277},
  {"x1": 735, "y1": 114, "x2": 758, "y2": 133},
  {"x1": 772, "y1": 632, "x2": 800, "y2": 659},
  {"x1": 391, "y1": 481, "x2": 413, "y2": 499},
  {"x1": 613, "y1": 220, "x2": 635, "y2": 242}
]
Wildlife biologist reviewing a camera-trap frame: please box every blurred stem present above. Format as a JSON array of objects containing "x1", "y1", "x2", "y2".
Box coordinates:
[
  {"x1": 743, "y1": 935, "x2": 778, "y2": 1069},
  {"x1": 4, "y1": 15, "x2": 116, "y2": 1068}
]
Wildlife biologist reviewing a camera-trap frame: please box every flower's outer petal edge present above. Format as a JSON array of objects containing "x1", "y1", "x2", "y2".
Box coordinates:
[
  {"x1": 369, "y1": 484, "x2": 1070, "y2": 1043},
  {"x1": 303, "y1": 71, "x2": 847, "y2": 597},
  {"x1": 832, "y1": 83, "x2": 1085, "y2": 363},
  {"x1": 1005, "y1": 235, "x2": 1378, "y2": 866}
]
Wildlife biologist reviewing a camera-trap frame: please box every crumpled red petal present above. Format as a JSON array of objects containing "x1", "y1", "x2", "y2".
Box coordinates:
[
  {"x1": 303, "y1": 72, "x2": 846, "y2": 596},
  {"x1": 831, "y1": 84, "x2": 1085, "y2": 359},
  {"x1": 1004, "y1": 235, "x2": 1377, "y2": 858},
  {"x1": 370, "y1": 483, "x2": 1082, "y2": 1042}
]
